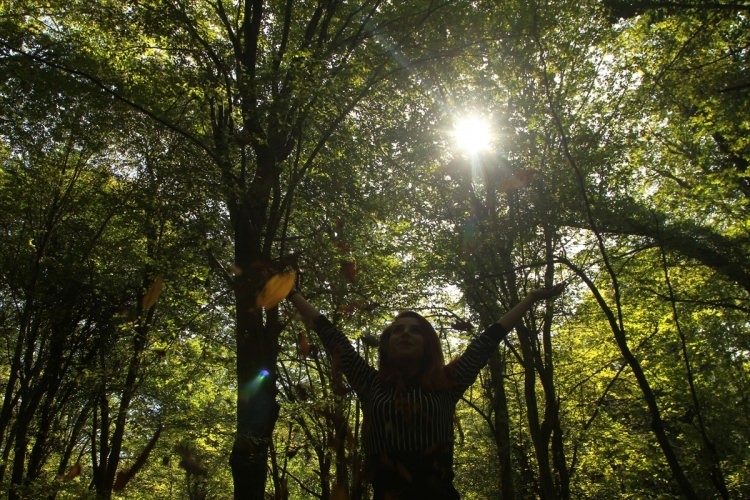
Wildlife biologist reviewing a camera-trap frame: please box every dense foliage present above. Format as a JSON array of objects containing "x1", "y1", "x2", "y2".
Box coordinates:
[{"x1": 1, "y1": 1, "x2": 748, "y2": 498}]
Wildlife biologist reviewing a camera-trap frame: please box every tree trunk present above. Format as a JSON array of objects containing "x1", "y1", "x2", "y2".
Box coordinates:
[
  {"x1": 517, "y1": 324, "x2": 556, "y2": 500},
  {"x1": 94, "y1": 322, "x2": 148, "y2": 500},
  {"x1": 616, "y1": 331, "x2": 697, "y2": 499},
  {"x1": 487, "y1": 349, "x2": 515, "y2": 499},
  {"x1": 229, "y1": 308, "x2": 280, "y2": 499},
  {"x1": 229, "y1": 199, "x2": 282, "y2": 499},
  {"x1": 539, "y1": 229, "x2": 570, "y2": 499}
]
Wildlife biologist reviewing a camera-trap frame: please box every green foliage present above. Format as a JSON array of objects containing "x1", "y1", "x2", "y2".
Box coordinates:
[{"x1": 1, "y1": 0, "x2": 749, "y2": 498}]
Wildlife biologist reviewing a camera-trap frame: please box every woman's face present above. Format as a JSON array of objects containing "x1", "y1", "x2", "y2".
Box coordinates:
[{"x1": 387, "y1": 316, "x2": 426, "y2": 364}]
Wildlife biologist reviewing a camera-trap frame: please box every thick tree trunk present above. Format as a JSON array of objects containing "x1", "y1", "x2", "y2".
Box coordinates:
[
  {"x1": 229, "y1": 198, "x2": 281, "y2": 499},
  {"x1": 230, "y1": 307, "x2": 280, "y2": 500}
]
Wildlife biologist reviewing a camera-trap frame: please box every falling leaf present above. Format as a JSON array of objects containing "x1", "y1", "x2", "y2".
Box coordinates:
[
  {"x1": 498, "y1": 169, "x2": 537, "y2": 192},
  {"x1": 395, "y1": 462, "x2": 413, "y2": 482},
  {"x1": 361, "y1": 334, "x2": 379, "y2": 348},
  {"x1": 142, "y1": 275, "x2": 163, "y2": 310},
  {"x1": 451, "y1": 320, "x2": 474, "y2": 332},
  {"x1": 175, "y1": 444, "x2": 208, "y2": 476},
  {"x1": 57, "y1": 463, "x2": 81, "y2": 481},
  {"x1": 113, "y1": 470, "x2": 133, "y2": 491},
  {"x1": 298, "y1": 331, "x2": 311, "y2": 357},
  {"x1": 256, "y1": 271, "x2": 296, "y2": 309},
  {"x1": 339, "y1": 303, "x2": 356, "y2": 315},
  {"x1": 340, "y1": 260, "x2": 358, "y2": 283},
  {"x1": 362, "y1": 302, "x2": 380, "y2": 312},
  {"x1": 294, "y1": 383, "x2": 310, "y2": 401},
  {"x1": 331, "y1": 482, "x2": 349, "y2": 500}
]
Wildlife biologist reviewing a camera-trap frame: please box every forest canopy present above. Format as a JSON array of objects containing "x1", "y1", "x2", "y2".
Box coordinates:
[{"x1": 1, "y1": 0, "x2": 748, "y2": 498}]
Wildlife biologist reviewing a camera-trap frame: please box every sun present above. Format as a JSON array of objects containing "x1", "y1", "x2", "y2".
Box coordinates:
[{"x1": 453, "y1": 115, "x2": 493, "y2": 154}]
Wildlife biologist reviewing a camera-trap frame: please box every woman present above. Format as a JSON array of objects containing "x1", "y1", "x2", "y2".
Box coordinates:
[{"x1": 287, "y1": 283, "x2": 564, "y2": 499}]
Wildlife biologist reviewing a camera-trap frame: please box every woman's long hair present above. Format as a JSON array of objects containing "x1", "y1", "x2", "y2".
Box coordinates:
[{"x1": 377, "y1": 311, "x2": 454, "y2": 390}]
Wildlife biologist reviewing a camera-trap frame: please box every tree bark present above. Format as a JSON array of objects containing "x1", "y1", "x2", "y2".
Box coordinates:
[
  {"x1": 229, "y1": 195, "x2": 282, "y2": 499},
  {"x1": 487, "y1": 350, "x2": 515, "y2": 499}
]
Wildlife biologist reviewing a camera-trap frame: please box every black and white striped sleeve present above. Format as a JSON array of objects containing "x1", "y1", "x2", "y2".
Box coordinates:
[
  {"x1": 313, "y1": 315, "x2": 377, "y2": 392},
  {"x1": 448, "y1": 323, "x2": 509, "y2": 397}
]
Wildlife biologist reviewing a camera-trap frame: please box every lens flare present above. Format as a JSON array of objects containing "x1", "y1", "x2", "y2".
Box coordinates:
[{"x1": 240, "y1": 369, "x2": 271, "y2": 401}]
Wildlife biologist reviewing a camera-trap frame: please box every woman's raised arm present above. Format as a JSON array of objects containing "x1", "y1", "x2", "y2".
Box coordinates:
[
  {"x1": 494, "y1": 282, "x2": 566, "y2": 332},
  {"x1": 286, "y1": 288, "x2": 376, "y2": 393}
]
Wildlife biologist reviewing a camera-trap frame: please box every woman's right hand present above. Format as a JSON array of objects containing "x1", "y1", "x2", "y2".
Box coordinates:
[{"x1": 528, "y1": 282, "x2": 566, "y2": 302}]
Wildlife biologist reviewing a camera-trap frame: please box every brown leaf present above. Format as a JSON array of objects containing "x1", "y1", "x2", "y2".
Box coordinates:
[
  {"x1": 451, "y1": 320, "x2": 474, "y2": 332},
  {"x1": 294, "y1": 383, "x2": 310, "y2": 401},
  {"x1": 298, "y1": 331, "x2": 311, "y2": 357},
  {"x1": 175, "y1": 444, "x2": 208, "y2": 476},
  {"x1": 256, "y1": 271, "x2": 296, "y2": 309},
  {"x1": 339, "y1": 303, "x2": 356, "y2": 315},
  {"x1": 113, "y1": 470, "x2": 133, "y2": 491},
  {"x1": 142, "y1": 275, "x2": 163, "y2": 310},
  {"x1": 340, "y1": 260, "x2": 358, "y2": 283},
  {"x1": 395, "y1": 462, "x2": 413, "y2": 482},
  {"x1": 498, "y1": 169, "x2": 537, "y2": 192},
  {"x1": 361, "y1": 334, "x2": 379, "y2": 348},
  {"x1": 57, "y1": 463, "x2": 81, "y2": 481},
  {"x1": 331, "y1": 483, "x2": 349, "y2": 500}
]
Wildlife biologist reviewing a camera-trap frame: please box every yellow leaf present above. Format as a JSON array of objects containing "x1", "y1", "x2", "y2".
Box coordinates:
[
  {"x1": 256, "y1": 271, "x2": 296, "y2": 309},
  {"x1": 142, "y1": 275, "x2": 163, "y2": 310}
]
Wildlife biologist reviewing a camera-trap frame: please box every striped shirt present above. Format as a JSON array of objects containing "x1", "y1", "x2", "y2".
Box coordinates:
[{"x1": 314, "y1": 315, "x2": 508, "y2": 496}]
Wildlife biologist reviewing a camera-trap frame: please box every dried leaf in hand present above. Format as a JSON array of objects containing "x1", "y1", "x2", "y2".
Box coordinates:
[
  {"x1": 256, "y1": 271, "x2": 296, "y2": 309},
  {"x1": 142, "y1": 275, "x2": 164, "y2": 310}
]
